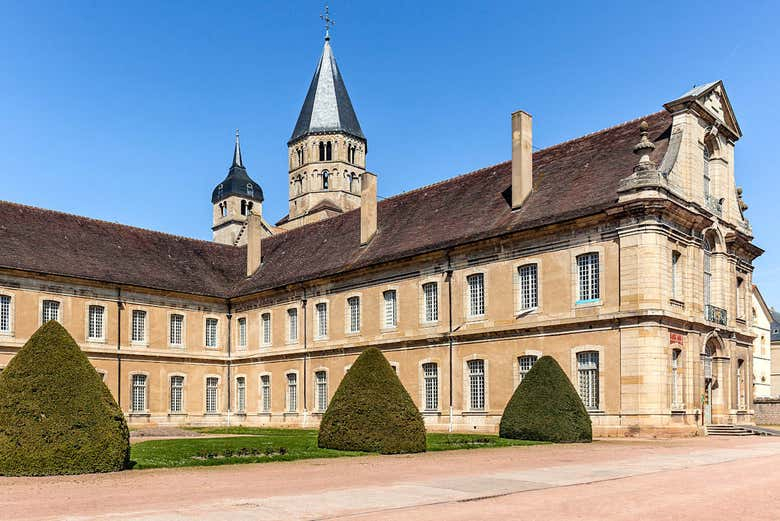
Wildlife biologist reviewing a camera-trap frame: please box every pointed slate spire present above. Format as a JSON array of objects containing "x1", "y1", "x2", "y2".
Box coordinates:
[
  {"x1": 211, "y1": 130, "x2": 263, "y2": 204},
  {"x1": 289, "y1": 38, "x2": 365, "y2": 144},
  {"x1": 232, "y1": 129, "x2": 243, "y2": 167}
]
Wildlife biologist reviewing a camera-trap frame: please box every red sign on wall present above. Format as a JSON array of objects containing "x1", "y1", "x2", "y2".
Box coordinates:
[{"x1": 670, "y1": 332, "x2": 685, "y2": 345}]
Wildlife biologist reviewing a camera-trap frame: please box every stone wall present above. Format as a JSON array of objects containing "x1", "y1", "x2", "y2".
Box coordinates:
[{"x1": 754, "y1": 398, "x2": 780, "y2": 425}]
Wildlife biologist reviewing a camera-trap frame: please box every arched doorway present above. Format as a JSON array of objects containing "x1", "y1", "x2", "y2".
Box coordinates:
[{"x1": 702, "y1": 335, "x2": 725, "y2": 425}]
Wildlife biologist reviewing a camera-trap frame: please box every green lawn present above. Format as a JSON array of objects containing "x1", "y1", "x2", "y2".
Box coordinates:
[{"x1": 130, "y1": 427, "x2": 543, "y2": 470}]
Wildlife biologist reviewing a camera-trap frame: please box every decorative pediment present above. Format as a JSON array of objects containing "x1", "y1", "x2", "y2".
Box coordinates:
[{"x1": 663, "y1": 80, "x2": 741, "y2": 141}]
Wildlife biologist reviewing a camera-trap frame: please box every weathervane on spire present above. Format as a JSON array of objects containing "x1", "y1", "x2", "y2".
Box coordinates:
[{"x1": 321, "y1": 4, "x2": 335, "y2": 41}]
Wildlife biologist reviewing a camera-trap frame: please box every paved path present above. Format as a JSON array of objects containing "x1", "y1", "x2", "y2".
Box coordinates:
[{"x1": 2, "y1": 437, "x2": 780, "y2": 520}]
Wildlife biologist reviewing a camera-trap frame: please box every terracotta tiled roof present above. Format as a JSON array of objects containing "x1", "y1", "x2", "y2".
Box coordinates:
[
  {"x1": 0, "y1": 203, "x2": 245, "y2": 297},
  {"x1": 234, "y1": 110, "x2": 672, "y2": 295},
  {"x1": 0, "y1": 110, "x2": 673, "y2": 298}
]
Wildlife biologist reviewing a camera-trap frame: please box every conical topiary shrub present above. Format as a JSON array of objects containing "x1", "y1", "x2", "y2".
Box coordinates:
[
  {"x1": 499, "y1": 355, "x2": 592, "y2": 443},
  {"x1": 318, "y1": 347, "x2": 426, "y2": 454},
  {"x1": 0, "y1": 321, "x2": 130, "y2": 475}
]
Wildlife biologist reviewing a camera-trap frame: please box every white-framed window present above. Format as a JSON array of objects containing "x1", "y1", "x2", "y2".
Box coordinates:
[
  {"x1": 518, "y1": 355, "x2": 538, "y2": 383},
  {"x1": 383, "y1": 290, "x2": 398, "y2": 328},
  {"x1": 518, "y1": 264, "x2": 538, "y2": 310},
  {"x1": 576, "y1": 253, "x2": 600, "y2": 303},
  {"x1": 287, "y1": 308, "x2": 298, "y2": 343},
  {"x1": 0, "y1": 295, "x2": 11, "y2": 333},
  {"x1": 671, "y1": 251, "x2": 681, "y2": 300},
  {"x1": 131, "y1": 374, "x2": 147, "y2": 413},
  {"x1": 737, "y1": 359, "x2": 746, "y2": 410},
  {"x1": 237, "y1": 317, "x2": 247, "y2": 349},
  {"x1": 577, "y1": 351, "x2": 599, "y2": 410},
  {"x1": 42, "y1": 299, "x2": 60, "y2": 323},
  {"x1": 671, "y1": 349, "x2": 682, "y2": 409},
  {"x1": 467, "y1": 273, "x2": 485, "y2": 317},
  {"x1": 467, "y1": 359, "x2": 485, "y2": 410},
  {"x1": 170, "y1": 375, "x2": 184, "y2": 413},
  {"x1": 205, "y1": 377, "x2": 219, "y2": 413},
  {"x1": 261, "y1": 312, "x2": 272, "y2": 345},
  {"x1": 205, "y1": 318, "x2": 218, "y2": 348},
  {"x1": 736, "y1": 277, "x2": 745, "y2": 319},
  {"x1": 131, "y1": 310, "x2": 147, "y2": 343},
  {"x1": 236, "y1": 376, "x2": 246, "y2": 413},
  {"x1": 88, "y1": 305, "x2": 105, "y2": 340},
  {"x1": 703, "y1": 238, "x2": 712, "y2": 307},
  {"x1": 422, "y1": 282, "x2": 439, "y2": 323},
  {"x1": 316, "y1": 303, "x2": 328, "y2": 339},
  {"x1": 286, "y1": 373, "x2": 298, "y2": 412},
  {"x1": 315, "y1": 370, "x2": 328, "y2": 412},
  {"x1": 347, "y1": 296, "x2": 360, "y2": 333},
  {"x1": 260, "y1": 375, "x2": 271, "y2": 412},
  {"x1": 422, "y1": 362, "x2": 438, "y2": 411},
  {"x1": 170, "y1": 314, "x2": 184, "y2": 346}
]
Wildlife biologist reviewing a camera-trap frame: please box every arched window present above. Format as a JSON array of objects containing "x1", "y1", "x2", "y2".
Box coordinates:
[
  {"x1": 240, "y1": 200, "x2": 247, "y2": 216},
  {"x1": 671, "y1": 349, "x2": 682, "y2": 409},
  {"x1": 736, "y1": 359, "x2": 746, "y2": 410},
  {"x1": 247, "y1": 183, "x2": 254, "y2": 197},
  {"x1": 319, "y1": 142, "x2": 325, "y2": 161},
  {"x1": 703, "y1": 236, "x2": 713, "y2": 307},
  {"x1": 220, "y1": 202, "x2": 227, "y2": 217},
  {"x1": 247, "y1": 201, "x2": 253, "y2": 214},
  {"x1": 322, "y1": 170, "x2": 329, "y2": 190},
  {"x1": 703, "y1": 146, "x2": 711, "y2": 198},
  {"x1": 326, "y1": 141, "x2": 332, "y2": 161}
]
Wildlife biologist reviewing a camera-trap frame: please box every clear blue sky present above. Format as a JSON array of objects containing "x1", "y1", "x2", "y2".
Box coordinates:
[{"x1": 1, "y1": 1, "x2": 779, "y2": 304}]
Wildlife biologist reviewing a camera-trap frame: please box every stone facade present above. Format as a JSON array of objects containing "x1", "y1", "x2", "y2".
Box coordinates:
[{"x1": 751, "y1": 287, "x2": 772, "y2": 398}]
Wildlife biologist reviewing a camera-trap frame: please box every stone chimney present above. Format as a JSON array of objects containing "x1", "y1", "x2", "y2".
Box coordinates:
[
  {"x1": 511, "y1": 110, "x2": 533, "y2": 209},
  {"x1": 246, "y1": 212, "x2": 262, "y2": 276},
  {"x1": 360, "y1": 172, "x2": 377, "y2": 245}
]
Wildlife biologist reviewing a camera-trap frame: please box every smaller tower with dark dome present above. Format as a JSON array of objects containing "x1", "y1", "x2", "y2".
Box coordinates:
[{"x1": 212, "y1": 130, "x2": 265, "y2": 245}]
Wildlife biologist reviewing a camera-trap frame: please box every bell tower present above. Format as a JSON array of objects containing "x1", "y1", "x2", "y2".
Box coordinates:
[{"x1": 281, "y1": 14, "x2": 367, "y2": 230}]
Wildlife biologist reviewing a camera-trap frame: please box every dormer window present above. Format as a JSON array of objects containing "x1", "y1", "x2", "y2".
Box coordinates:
[
  {"x1": 247, "y1": 183, "x2": 254, "y2": 197},
  {"x1": 217, "y1": 184, "x2": 224, "y2": 200}
]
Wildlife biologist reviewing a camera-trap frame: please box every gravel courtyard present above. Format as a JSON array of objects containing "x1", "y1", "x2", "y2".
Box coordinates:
[{"x1": 2, "y1": 436, "x2": 780, "y2": 520}]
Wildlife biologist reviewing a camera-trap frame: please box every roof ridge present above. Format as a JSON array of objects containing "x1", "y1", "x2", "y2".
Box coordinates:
[{"x1": 0, "y1": 199, "x2": 239, "y2": 250}]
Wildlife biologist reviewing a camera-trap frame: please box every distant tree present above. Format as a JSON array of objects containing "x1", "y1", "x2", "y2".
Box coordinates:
[
  {"x1": 499, "y1": 355, "x2": 592, "y2": 443},
  {"x1": 0, "y1": 321, "x2": 130, "y2": 475},
  {"x1": 318, "y1": 347, "x2": 426, "y2": 454}
]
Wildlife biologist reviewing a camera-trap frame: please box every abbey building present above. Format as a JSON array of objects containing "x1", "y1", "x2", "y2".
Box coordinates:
[{"x1": 0, "y1": 33, "x2": 762, "y2": 436}]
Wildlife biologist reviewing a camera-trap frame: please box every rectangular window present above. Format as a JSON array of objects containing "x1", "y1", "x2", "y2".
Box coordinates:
[
  {"x1": 316, "y1": 303, "x2": 328, "y2": 338},
  {"x1": 131, "y1": 374, "x2": 147, "y2": 413},
  {"x1": 383, "y1": 290, "x2": 398, "y2": 328},
  {"x1": 518, "y1": 264, "x2": 538, "y2": 310},
  {"x1": 131, "y1": 310, "x2": 146, "y2": 343},
  {"x1": 287, "y1": 308, "x2": 298, "y2": 342},
  {"x1": 347, "y1": 297, "x2": 360, "y2": 333},
  {"x1": 315, "y1": 371, "x2": 328, "y2": 412},
  {"x1": 261, "y1": 313, "x2": 271, "y2": 345},
  {"x1": 261, "y1": 375, "x2": 271, "y2": 412},
  {"x1": 170, "y1": 314, "x2": 184, "y2": 346},
  {"x1": 577, "y1": 351, "x2": 599, "y2": 410},
  {"x1": 237, "y1": 317, "x2": 247, "y2": 349},
  {"x1": 170, "y1": 375, "x2": 184, "y2": 413},
  {"x1": 468, "y1": 359, "x2": 485, "y2": 410},
  {"x1": 236, "y1": 376, "x2": 246, "y2": 413},
  {"x1": 736, "y1": 277, "x2": 745, "y2": 319},
  {"x1": 467, "y1": 273, "x2": 485, "y2": 317},
  {"x1": 671, "y1": 251, "x2": 681, "y2": 300},
  {"x1": 42, "y1": 300, "x2": 60, "y2": 323},
  {"x1": 518, "y1": 355, "x2": 538, "y2": 383},
  {"x1": 576, "y1": 253, "x2": 600, "y2": 303},
  {"x1": 205, "y1": 318, "x2": 218, "y2": 348},
  {"x1": 0, "y1": 295, "x2": 11, "y2": 333},
  {"x1": 422, "y1": 282, "x2": 438, "y2": 323},
  {"x1": 423, "y1": 362, "x2": 438, "y2": 411},
  {"x1": 671, "y1": 350, "x2": 682, "y2": 409},
  {"x1": 287, "y1": 373, "x2": 297, "y2": 412},
  {"x1": 205, "y1": 377, "x2": 219, "y2": 413},
  {"x1": 88, "y1": 305, "x2": 104, "y2": 340}
]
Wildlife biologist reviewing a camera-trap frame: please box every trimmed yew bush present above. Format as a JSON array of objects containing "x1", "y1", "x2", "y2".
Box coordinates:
[
  {"x1": 499, "y1": 355, "x2": 592, "y2": 443},
  {"x1": 0, "y1": 321, "x2": 130, "y2": 475},
  {"x1": 318, "y1": 347, "x2": 426, "y2": 454}
]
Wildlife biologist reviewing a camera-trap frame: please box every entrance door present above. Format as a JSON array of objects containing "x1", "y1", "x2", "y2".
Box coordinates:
[{"x1": 704, "y1": 380, "x2": 712, "y2": 425}]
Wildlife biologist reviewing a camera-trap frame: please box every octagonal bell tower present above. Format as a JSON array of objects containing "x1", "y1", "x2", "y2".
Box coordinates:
[{"x1": 281, "y1": 29, "x2": 367, "y2": 230}]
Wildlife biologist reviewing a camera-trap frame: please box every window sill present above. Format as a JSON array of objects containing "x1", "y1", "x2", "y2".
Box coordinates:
[
  {"x1": 283, "y1": 412, "x2": 299, "y2": 417},
  {"x1": 669, "y1": 299, "x2": 685, "y2": 309},
  {"x1": 515, "y1": 307, "x2": 538, "y2": 317},
  {"x1": 87, "y1": 338, "x2": 106, "y2": 344},
  {"x1": 129, "y1": 412, "x2": 151, "y2": 417},
  {"x1": 586, "y1": 409, "x2": 605, "y2": 415},
  {"x1": 575, "y1": 299, "x2": 602, "y2": 308},
  {"x1": 461, "y1": 410, "x2": 488, "y2": 416},
  {"x1": 671, "y1": 408, "x2": 686, "y2": 415},
  {"x1": 168, "y1": 413, "x2": 188, "y2": 417},
  {"x1": 130, "y1": 342, "x2": 149, "y2": 348},
  {"x1": 422, "y1": 410, "x2": 441, "y2": 416},
  {"x1": 203, "y1": 413, "x2": 223, "y2": 416}
]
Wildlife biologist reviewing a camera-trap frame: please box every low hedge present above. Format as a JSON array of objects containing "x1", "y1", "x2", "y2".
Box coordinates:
[
  {"x1": 318, "y1": 347, "x2": 426, "y2": 454},
  {"x1": 0, "y1": 321, "x2": 130, "y2": 475},
  {"x1": 499, "y1": 355, "x2": 592, "y2": 443}
]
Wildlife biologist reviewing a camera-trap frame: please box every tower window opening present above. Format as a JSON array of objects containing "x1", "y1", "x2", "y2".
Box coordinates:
[
  {"x1": 241, "y1": 200, "x2": 247, "y2": 216},
  {"x1": 319, "y1": 142, "x2": 325, "y2": 161},
  {"x1": 326, "y1": 141, "x2": 332, "y2": 161},
  {"x1": 220, "y1": 202, "x2": 227, "y2": 217},
  {"x1": 247, "y1": 201, "x2": 254, "y2": 214},
  {"x1": 322, "y1": 171, "x2": 329, "y2": 190},
  {"x1": 247, "y1": 183, "x2": 254, "y2": 197}
]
